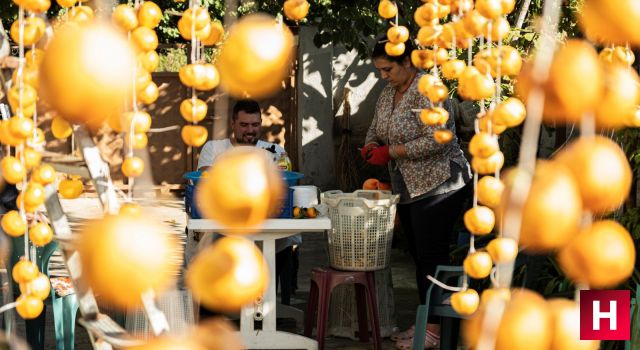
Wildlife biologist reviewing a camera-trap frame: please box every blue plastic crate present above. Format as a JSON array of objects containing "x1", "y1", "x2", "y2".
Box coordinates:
[
  {"x1": 283, "y1": 171, "x2": 304, "y2": 186},
  {"x1": 184, "y1": 171, "x2": 203, "y2": 219},
  {"x1": 275, "y1": 187, "x2": 295, "y2": 218},
  {"x1": 279, "y1": 171, "x2": 303, "y2": 218},
  {"x1": 183, "y1": 170, "x2": 303, "y2": 219}
]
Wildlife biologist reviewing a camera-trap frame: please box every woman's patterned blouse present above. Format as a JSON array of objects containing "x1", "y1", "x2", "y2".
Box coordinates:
[{"x1": 365, "y1": 72, "x2": 470, "y2": 199}]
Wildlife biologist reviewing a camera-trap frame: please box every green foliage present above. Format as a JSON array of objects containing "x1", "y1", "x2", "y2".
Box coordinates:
[
  {"x1": 150, "y1": 0, "x2": 392, "y2": 56},
  {"x1": 157, "y1": 46, "x2": 187, "y2": 72},
  {"x1": 0, "y1": 1, "x2": 85, "y2": 30},
  {"x1": 0, "y1": 0, "x2": 585, "y2": 58}
]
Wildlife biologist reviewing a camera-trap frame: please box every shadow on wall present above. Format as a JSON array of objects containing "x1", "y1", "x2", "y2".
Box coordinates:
[
  {"x1": 262, "y1": 105, "x2": 286, "y2": 148},
  {"x1": 144, "y1": 73, "x2": 194, "y2": 186},
  {"x1": 298, "y1": 35, "x2": 335, "y2": 190},
  {"x1": 145, "y1": 75, "x2": 295, "y2": 185},
  {"x1": 296, "y1": 29, "x2": 391, "y2": 192},
  {"x1": 331, "y1": 45, "x2": 388, "y2": 192},
  {"x1": 37, "y1": 73, "x2": 205, "y2": 186}
]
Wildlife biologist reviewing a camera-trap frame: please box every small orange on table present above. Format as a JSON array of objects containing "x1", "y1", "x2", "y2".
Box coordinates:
[{"x1": 305, "y1": 207, "x2": 317, "y2": 218}]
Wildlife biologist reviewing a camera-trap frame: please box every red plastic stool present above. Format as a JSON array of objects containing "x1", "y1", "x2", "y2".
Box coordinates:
[{"x1": 304, "y1": 267, "x2": 382, "y2": 350}]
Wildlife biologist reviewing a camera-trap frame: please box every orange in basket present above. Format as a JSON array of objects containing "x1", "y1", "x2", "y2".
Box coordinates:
[
  {"x1": 363, "y1": 178, "x2": 391, "y2": 191},
  {"x1": 362, "y1": 178, "x2": 379, "y2": 190}
]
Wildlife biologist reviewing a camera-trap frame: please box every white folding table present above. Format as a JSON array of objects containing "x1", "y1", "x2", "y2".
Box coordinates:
[{"x1": 187, "y1": 217, "x2": 332, "y2": 350}]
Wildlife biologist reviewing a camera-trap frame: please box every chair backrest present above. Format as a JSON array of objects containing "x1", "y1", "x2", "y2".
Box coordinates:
[
  {"x1": 6, "y1": 237, "x2": 58, "y2": 296},
  {"x1": 423, "y1": 265, "x2": 465, "y2": 318},
  {"x1": 413, "y1": 265, "x2": 466, "y2": 350}
]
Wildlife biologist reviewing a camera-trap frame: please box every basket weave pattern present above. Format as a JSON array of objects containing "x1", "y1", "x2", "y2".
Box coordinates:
[{"x1": 322, "y1": 190, "x2": 399, "y2": 271}]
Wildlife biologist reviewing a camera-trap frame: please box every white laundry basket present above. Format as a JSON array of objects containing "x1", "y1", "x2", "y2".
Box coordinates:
[{"x1": 321, "y1": 190, "x2": 399, "y2": 271}]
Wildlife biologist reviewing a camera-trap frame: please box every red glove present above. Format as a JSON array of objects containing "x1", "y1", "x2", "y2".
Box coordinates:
[
  {"x1": 360, "y1": 143, "x2": 378, "y2": 161},
  {"x1": 367, "y1": 145, "x2": 391, "y2": 165}
]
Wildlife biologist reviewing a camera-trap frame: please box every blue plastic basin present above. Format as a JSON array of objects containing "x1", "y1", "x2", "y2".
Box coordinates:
[{"x1": 183, "y1": 170, "x2": 304, "y2": 219}]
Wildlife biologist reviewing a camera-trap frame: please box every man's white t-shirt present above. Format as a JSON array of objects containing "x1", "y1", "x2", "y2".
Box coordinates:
[
  {"x1": 197, "y1": 139, "x2": 286, "y2": 170},
  {"x1": 196, "y1": 139, "x2": 299, "y2": 252}
]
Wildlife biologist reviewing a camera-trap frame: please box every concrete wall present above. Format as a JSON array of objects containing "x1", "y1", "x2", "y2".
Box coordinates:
[
  {"x1": 297, "y1": 26, "x2": 386, "y2": 191},
  {"x1": 297, "y1": 26, "x2": 334, "y2": 190}
]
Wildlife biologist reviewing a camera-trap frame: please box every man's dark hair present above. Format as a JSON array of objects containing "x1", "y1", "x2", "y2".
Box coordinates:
[
  {"x1": 232, "y1": 99, "x2": 261, "y2": 120},
  {"x1": 372, "y1": 35, "x2": 415, "y2": 64}
]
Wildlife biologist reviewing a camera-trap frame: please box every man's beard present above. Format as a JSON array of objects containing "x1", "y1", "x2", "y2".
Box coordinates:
[{"x1": 236, "y1": 134, "x2": 258, "y2": 145}]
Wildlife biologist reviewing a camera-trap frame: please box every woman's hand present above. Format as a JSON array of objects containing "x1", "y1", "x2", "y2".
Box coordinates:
[
  {"x1": 366, "y1": 145, "x2": 391, "y2": 165},
  {"x1": 360, "y1": 143, "x2": 378, "y2": 160}
]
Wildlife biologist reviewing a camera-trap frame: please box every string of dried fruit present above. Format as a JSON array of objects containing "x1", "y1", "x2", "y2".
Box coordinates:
[{"x1": 1, "y1": 0, "x2": 54, "y2": 321}]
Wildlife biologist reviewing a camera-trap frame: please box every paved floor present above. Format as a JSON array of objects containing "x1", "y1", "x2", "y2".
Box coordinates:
[{"x1": 1, "y1": 195, "x2": 462, "y2": 349}]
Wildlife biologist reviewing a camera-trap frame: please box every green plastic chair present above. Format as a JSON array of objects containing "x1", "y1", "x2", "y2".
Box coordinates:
[
  {"x1": 412, "y1": 265, "x2": 465, "y2": 350},
  {"x1": 7, "y1": 237, "x2": 79, "y2": 350}
]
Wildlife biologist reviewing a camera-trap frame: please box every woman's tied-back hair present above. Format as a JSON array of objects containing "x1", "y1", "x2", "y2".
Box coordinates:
[{"x1": 372, "y1": 35, "x2": 415, "y2": 64}]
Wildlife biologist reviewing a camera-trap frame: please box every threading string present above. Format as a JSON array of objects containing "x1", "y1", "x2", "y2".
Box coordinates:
[
  {"x1": 472, "y1": 171, "x2": 478, "y2": 207},
  {"x1": 190, "y1": 0, "x2": 198, "y2": 64},
  {"x1": 485, "y1": 6, "x2": 562, "y2": 350},
  {"x1": 394, "y1": 2, "x2": 398, "y2": 28},
  {"x1": 487, "y1": 20, "x2": 492, "y2": 49},
  {"x1": 494, "y1": 27, "x2": 503, "y2": 181},
  {"x1": 127, "y1": 174, "x2": 135, "y2": 200},
  {"x1": 17, "y1": 7, "x2": 30, "y2": 260},
  {"x1": 489, "y1": 267, "x2": 499, "y2": 287},
  {"x1": 453, "y1": 2, "x2": 465, "y2": 60},
  {"x1": 427, "y1": 275, "x2": 464, "y2": 292},
  {"x1": 29, "y1": 47, "x2": 39, "y2": 145},
  {"x1": 496, "y1": 35, "x2": 503, "y2": 103},
  {"x1": 450, "y1": 19, "x2": 457, "y2": 59},
  {"x1": 485, "y1": 19, "x2": 496, "y2": 116},
  {"x1": 190, "y1": 0, "x2": 200, "y2": 127},
  {"x1": 128, "y1": 0, "x2": 147, "y2": 202},
  {"x1": 18, "y1": 9, "x2": 25, "y2": 104},
  {"x1": 19, "y1": 144, "x2": 29, "y2": 259},
  {"x1": 131, "y1": 70, "x2": 139, "y2": 114},
  {"x1": 0, "y1": 302, "x2": 17, "y2": 314},
  {"x1": 476, "y1": 297, "x2": 506, "y2": 350},
  {"x1": 580, "y1": 113, "x2": 595, "y2": 138},
  {"x1": 469, "y1": 234, "x2": 476, "y2": 253},
  {"x1": 487, "y1": 106, "x2": 492, "y2": 135},
  {"x1": 191, "y1": 95, "x2": 197, "y2": 125},
  {"x1": 432, "y1": 45, "x2": 440, "y2": 78},
  {"x1": 128, "y1": 16, "x2": 137, "y2": 201},
  {"x1": 467, "y1": 38, "x2": 472, "y2": 66}
]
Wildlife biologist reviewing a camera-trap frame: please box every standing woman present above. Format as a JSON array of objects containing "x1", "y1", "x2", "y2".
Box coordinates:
[{"x1": 361, "y1": 38, "x2": 471, "y2": 349}]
